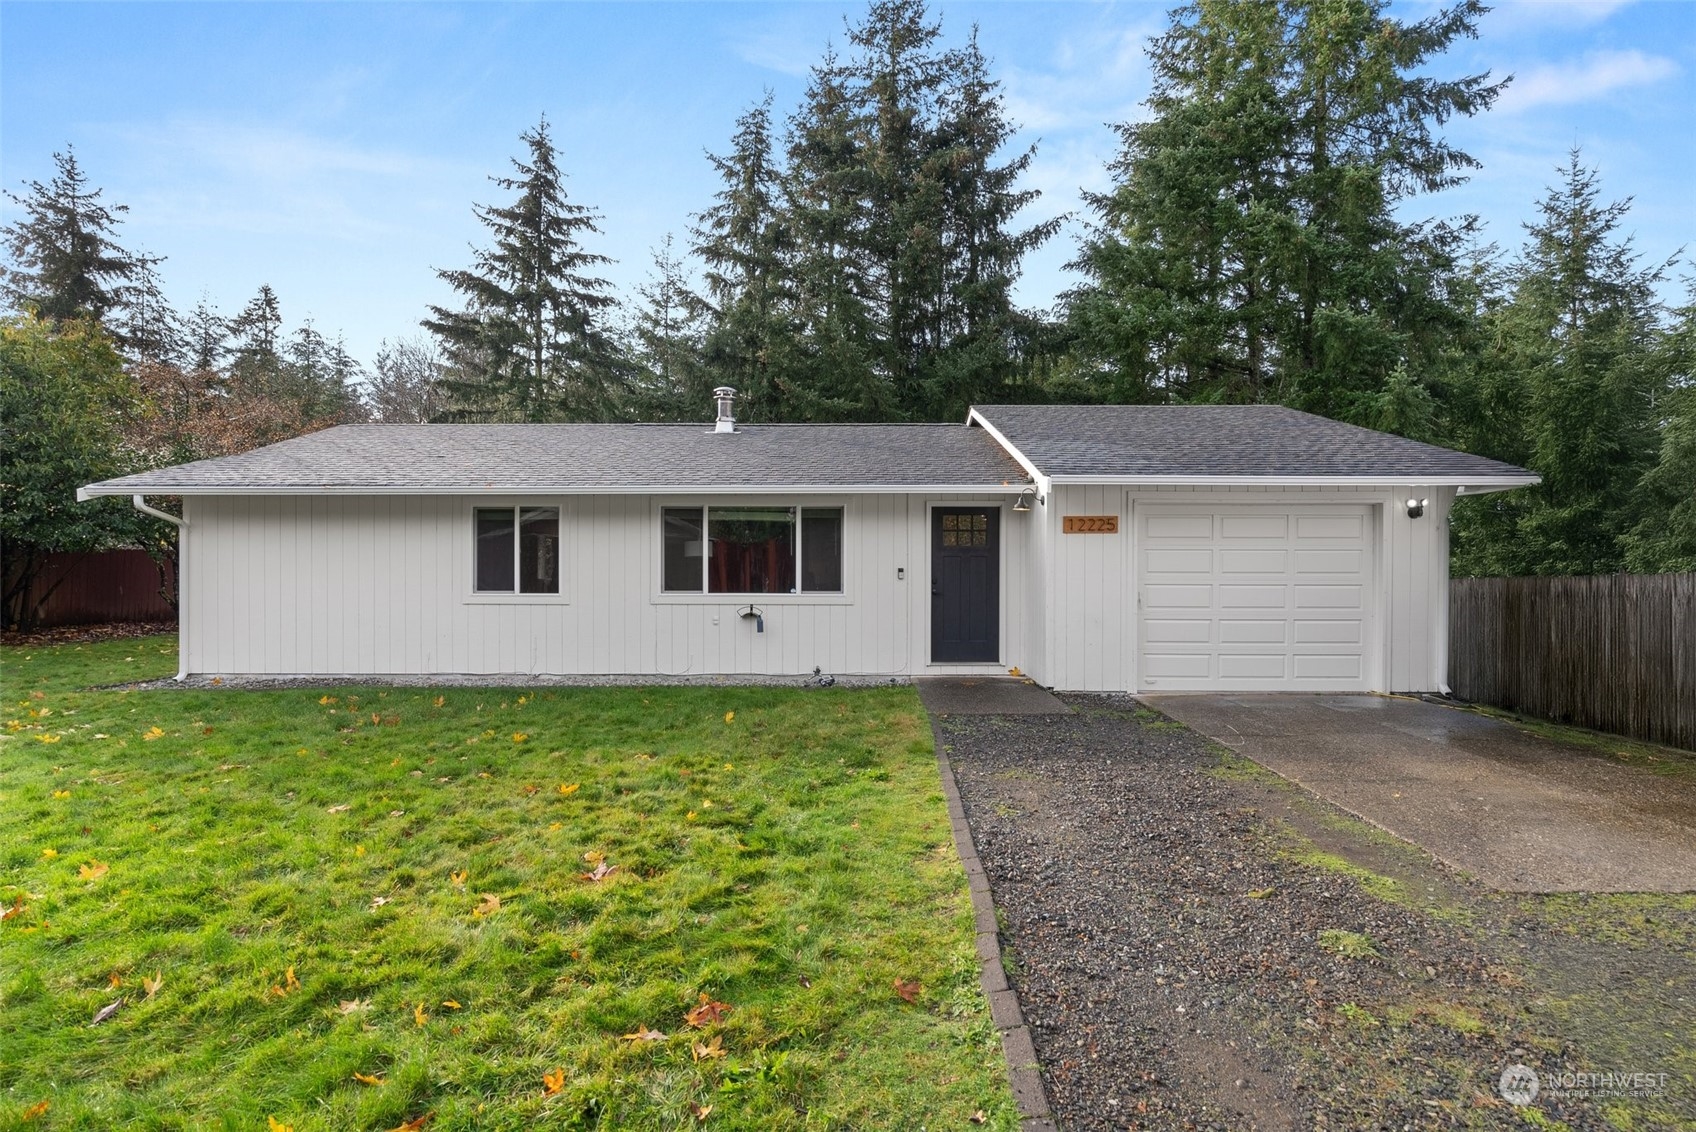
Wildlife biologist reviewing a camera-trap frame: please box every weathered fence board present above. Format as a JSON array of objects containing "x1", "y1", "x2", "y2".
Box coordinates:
[
  {"x1": 20, "y1": 550, "x2": 176, "y2": 628},
  {"x1": 1449, "y1": 573, "x2": 1695, "y2": 752}
]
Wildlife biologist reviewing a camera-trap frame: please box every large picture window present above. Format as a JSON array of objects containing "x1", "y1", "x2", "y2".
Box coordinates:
[
  {"x1": 474, "y1": 506, "x2": 559, "y2": 594},
  {"x1": 662, "y1": 506, "x2": 843, "y2": 594}
]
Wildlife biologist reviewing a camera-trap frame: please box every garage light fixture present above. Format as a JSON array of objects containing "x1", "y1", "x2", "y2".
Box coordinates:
[
  {"x1": 1013, "y1": 489, "x2": 1036, "y2": 513},
  {"x1": 1406, "y1": 497, "x2": 1428, "y2": 518}
]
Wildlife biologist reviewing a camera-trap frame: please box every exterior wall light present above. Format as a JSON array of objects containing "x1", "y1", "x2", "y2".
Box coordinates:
[
  {"x1": 1406, "y1": 497, "x2": 1428, "y2": 518},
  {"x1": 1013, "y1": 489, "x2": 1036, "y2": 513}
]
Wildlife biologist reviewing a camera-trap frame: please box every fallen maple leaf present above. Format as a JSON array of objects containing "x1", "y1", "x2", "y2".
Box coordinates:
[
  {"x1": 620, "y1": 1026, "x2": 666, "y2": 1043},
  {"x1": 689, "y1": 1101, "x2": 714, "y2": 1121},
  {"x1": 353, "y1": 1071, "x2": 385, "y2": 1086},
  {"x1": 432, "y1": 695, "x2": 445, "y2": 708},
  {"x1": 441, "y1": 998, "x2": 461, "y2": 1009},
  {"x1": 414, "y1": 1002, "x2": 429, "y2": 1026},
  {"x1": 2, "y1": 894, "x2": 25, "y2": 921},
  {"x1": 723, "y1": 711, "x2": 734, "y2": 724},
  {"x1": 327, "y1": 803, "x2": 351, "y2": 814},
  {"x1": 285, "y1": 966, "x2": 300, "y2": 991},
  {"x1": 691, "y1": 1035, "x2": 727, "y2": 1061},
  {"x1": 142, "y1": 971, "x2": 163, "y2": 1000},
  {"x1": 109, "y1": 972, "x2": 122, "y2": 988},
  {"x1": 142, "y1": 726, "x2": 165, "y2": 741},
  {"x1": 337, "y1": 998, "x2": 370, "y2": 1014},
  {"x1": 79, "y1": 860, "x2": 110, "y2": 881},
  {"x1": 969, "y1": 1110, "x2": 988, "y2": 1124},
  {"x1": 684, "y1": 992, "x2": 731, "y2": 1028},
  {"x1": 21, "y1": 1100, "x2": 49, "y2": 1120},
  {"x1": 319, "y1": 695, "x2": 338, "y2": 705},
  {"x1": 512, "y1": 732, "x2": 528, "y2": 743},
  {"x1": 90, "y1": 998, "x2": 124, "y2": 1026},
  {"x1": 370, "y1": 895, "x2": 390, "y2": 911},
  {"x1": 387, "y1": 1116, "x2": 432, "y2": 1132},
  {"x1": 51, "y1": 789, "x2": 70, "y2": 799},
  {"x1": 542, "y1": 1067, "x2": 566, "y2": 1095},
  {"x1": 268, "y1": 1118, "x2": 294, "y2": 1132},
  {"x1": 893, "y1": 978, "x2": 922, "y2": 1004},
  {"x1": 522, "y1": 783, "x2": 539, "y2": 796},
  {"x1": 450, "y1": 869, "x2": 468, "y2": 887},
  {"x1": 473, "y1": 893, "x2": 501, "y2": 917},
  {"x1": 558, "y1": 782, "x2": 580, "y2": 796},
  {"x1": 581, "y1": 860, "x2": 618, "y2": 883}
]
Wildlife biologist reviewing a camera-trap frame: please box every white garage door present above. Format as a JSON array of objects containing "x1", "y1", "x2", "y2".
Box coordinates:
[{"x1": 1137, "y1": 505, "x2": 1375, "y2": 691}]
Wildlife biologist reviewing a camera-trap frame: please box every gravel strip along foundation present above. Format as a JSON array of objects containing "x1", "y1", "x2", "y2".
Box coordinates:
[{"x1": 942, "y1": 694, "x2": 1696, "y2": 1132}]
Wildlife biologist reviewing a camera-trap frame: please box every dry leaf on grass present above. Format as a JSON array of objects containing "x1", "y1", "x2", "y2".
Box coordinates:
[
  {"x1": 21, "y1": 1100, "x2": 49, "y2": 1121},
  {"x1": 387, "y1": 1116, "x2": 432, "y2": 1132},
  {"x1": 893, "y1": 978, "x2": 922, "y2": 1004},
  {"x1": 79, "y1": 860, "x2": 109, "y2": 881},
  {"x1": 449, "y1": 870, "x2": 468, "y2": 887},
  {"x1": 620, "y1": 1026, "x2": 666, "y2": 1043},
  {"x1": 142, "y1": 971, "x2": 163, "y2": 999},
  {"x1": 689, "y1": 1101, "x2": 714, "y2": 1121},
  {"x1": 326, "y1": 803, "x2": 351, "y2": 814},
  {"x1": 473, "y1": 893, "x2": 501, "y2": 917},
  {"x1": 542, "y1": 1067, "x2": 566, "y2": 1095},
  {"x1": 90, "y1": 999, "x2": 124, "y2": 1026},
  {"x1": 691, "y1": 1035, "x2": 727, "y2": 1061},
  {"x1": 441, "y1": 999, "x2": 461, "y2": 1009},
  {"x1": 414, "y1": 1002, "x2": 429, "y2": 1026},
  {"x1": 969, "y1": 1111, "x2": 987, "y2": 1124},
  {"x1": 268, "y1": 1118, "x2": 294, "y2": 1132},
  {"x1": 558, "y1": 783, "x2": 580, "y2": 796},
  {"x1": 581, "y1": 860, "x2": 618, "y2": 883},
  {"x1": 370, "y1": 895, "x2": 390, "y2": 911},
  {"x1": 337, "y1": 998, "x2": 370, "y2": 1015},
  {"x1": 353, "y1": 1071, "x2": 385, "y2": 1086},
  {"x1": 684, "y1": 992, "x2": 731, "y2": 1028}
]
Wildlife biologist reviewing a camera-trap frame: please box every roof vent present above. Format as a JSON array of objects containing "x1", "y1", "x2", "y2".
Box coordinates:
[{"x1": 713, "y1": 386, "x2": 737, "y2": 434}]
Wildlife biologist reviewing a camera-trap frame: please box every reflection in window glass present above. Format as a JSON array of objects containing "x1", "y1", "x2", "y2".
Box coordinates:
[
  {"x1": 800, "y1": 508, "x2": 843, "y2": 592},
  {"x1": 518, "y1": 507, "x2": 559, "y2": 594},
  {"x1": 708, "y1": 507, "x2": 795, "y2": 594},
  {"x1": 663, "y1": 507, "x2": 705, "y2": 592},
  {"x1": 475, "y1": 508, "x2": 515, "y2": 592}
]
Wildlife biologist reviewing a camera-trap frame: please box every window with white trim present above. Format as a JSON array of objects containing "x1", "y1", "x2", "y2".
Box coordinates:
[
  {"x1": 661, "y1": 506, "x2": 843, "y2": 594},
  {"x1": 474, "y1": 506, "x2": 559, "y2": 594}
]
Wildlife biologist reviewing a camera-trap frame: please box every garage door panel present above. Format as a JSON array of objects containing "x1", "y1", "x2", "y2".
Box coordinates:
[
  {"x1": 1145, "y1": 584, "x2": 1212, "y2": 608},
  {"x1": 1220, "y1": 549, "x2": 1287, "y2": 573},
  {"x1": 1138, "y1": 504, "x2": 1374, "y2": 692},
  {"x1": 1294, "y1": 619, "x2": 1362, "y2": 644},
  {"x1": 1295, "y1": 549, "x2": 1363, "y2": 573},
  {"x1": 1220, "y1": 654, "x2": 1287, "y2": 678},
  {"x1": 1294, "y1": 584, "x2": 1363, "y2": 609},
  {"x1": 1294, "y1": 655, "x2": 1363, "y2": 679},
  {"x1": 1145, "y1": 548, "x2": 1212, "y2": 572},
  {"x1": 1297, "y1": 514, "x2": 1363, "y2": 539},
  {"x1": 1144, "y1": 619, "x2": 1212, "y2": 643},
  {"x1": 1220, "y1": 620, "x2": 1288, "y2": 644},
  {"x1": 1221, "y1": 515, "x2": 1288, "y2": 539},
  {"x1": 1143, "y1": 654, "x2": 1212, "y2": 678},
  {"x1": 1220, "y1": 584, "x2": 1288, "y2": 608},
  {"x1": 1146, "y1": 515, "x2": 1213, "y2": 539}
]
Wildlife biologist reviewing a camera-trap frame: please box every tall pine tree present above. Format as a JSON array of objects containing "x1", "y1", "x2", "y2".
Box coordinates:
[
  {"x1": 425, "y1": 118, "x2": 625, "y2": 422},
  {"x1": 1068, "y1": 0, "x2": 1502, "y2": 423}
]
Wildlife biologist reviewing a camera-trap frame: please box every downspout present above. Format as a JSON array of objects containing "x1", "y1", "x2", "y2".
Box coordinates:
[
  {"x1": 1432, "y1": 490, "x2": 1454, "y2": 696},
  {"x1": 132, "y1": 495, "x2": 189, "y2": 681}
]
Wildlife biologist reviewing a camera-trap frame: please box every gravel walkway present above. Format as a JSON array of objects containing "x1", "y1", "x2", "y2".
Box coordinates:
[{"x1": 942, "y1": 694, "x2": 1690, "y2": 1131}]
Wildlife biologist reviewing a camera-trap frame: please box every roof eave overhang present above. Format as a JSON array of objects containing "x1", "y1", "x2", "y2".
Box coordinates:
[
  {"x1": 1045, "y1": 474, "x2": 1541, "y2": 492},
  {"x1": 80, "y1": 482, "x2": 1033, "y2": 501}
]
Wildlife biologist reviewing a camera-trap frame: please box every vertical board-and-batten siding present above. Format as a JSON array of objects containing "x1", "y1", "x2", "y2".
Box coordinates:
[
  {"x1": 1037, "y1": 483, "x2": 1455, "y2": 693},
  {"x1": 183, "y1": 493, "x2": 1030, "y2": 678}
]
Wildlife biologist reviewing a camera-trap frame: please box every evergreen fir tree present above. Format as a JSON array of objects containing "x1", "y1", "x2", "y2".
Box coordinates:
[
  {"x1": 1067, "y1": 0, "x2": 1502, "y2": 420},
  {"x1": 228, "y1": 284, "x2": 284, "y2": 398},
  {"x1": 2, "y1": 147, "x2": 163, "y2": 333},
  {"x1": 629, "y1": 235, "x2": 710, "y2": 420},
  {"x1": 693, "y1": 95, "x2": 796, "y2": 421},
  {"x1": 425, "y1": 118, "x2": 625, "y2": 422}
]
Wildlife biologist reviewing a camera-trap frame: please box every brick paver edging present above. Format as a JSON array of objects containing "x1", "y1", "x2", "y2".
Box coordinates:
[{"x1": 928, "y1": 715, "x2": 1060, "y2": 1132}]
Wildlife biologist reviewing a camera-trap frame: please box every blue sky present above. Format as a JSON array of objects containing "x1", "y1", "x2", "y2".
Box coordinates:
[{"x1": 3, "y1": 1, "x2": 1692, "y2": 369}]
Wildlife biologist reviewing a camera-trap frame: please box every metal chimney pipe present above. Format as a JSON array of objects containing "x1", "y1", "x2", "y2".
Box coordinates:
[{"x1": 713, "y1": 386, "x2": 737, "y2": 433}]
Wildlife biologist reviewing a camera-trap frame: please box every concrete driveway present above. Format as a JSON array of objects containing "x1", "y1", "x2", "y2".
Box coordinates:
[{"x1": 1140, "y1": 693, "x2": 1696, "y2": 893}]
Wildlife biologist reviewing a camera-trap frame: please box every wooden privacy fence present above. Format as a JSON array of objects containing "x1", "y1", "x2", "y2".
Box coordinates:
[
  {"x1": 18, "y1": 550, "x2": 176, "y2": 628},
  {"x1": 1449, "y1": 573, "x2": 1695, "y2": 752}
]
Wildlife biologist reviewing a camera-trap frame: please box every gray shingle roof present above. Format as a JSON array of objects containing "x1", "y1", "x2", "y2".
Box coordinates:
[
  {"x1": 80, "y1": 423, "x2": 1032, "y2": 496},
  {"x1": 972, "y1": 404, "x2": 1535, "y2": 482}
]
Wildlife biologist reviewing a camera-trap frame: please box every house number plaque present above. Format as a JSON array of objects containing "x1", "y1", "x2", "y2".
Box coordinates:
[{"x1": 1062, "y1": 515, "x2": 1119, "y2": 534}]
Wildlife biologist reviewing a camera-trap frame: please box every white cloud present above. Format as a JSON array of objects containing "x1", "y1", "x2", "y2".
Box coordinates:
[
  {"x1": 1498, "y1": 49, "x2": 1679, "y2": 111},
  {"x1": 1486, "y1": 0, "x2": 1636, "y2": 30}
]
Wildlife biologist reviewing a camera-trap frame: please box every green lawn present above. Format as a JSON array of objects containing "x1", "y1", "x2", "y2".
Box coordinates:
[{"x1": 0, "y1": 635, "x2": 1013, "y2": 1130}]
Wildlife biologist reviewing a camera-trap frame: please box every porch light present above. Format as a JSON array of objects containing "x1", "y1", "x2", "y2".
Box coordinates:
[{"x1": 1013, "y1": 489, "x2": 1035, "y2": 513}]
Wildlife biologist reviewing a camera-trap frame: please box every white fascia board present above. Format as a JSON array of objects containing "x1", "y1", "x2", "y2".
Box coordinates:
[
  {"x1": 965, "y1": 408, "x2": 1051, "y2": 494},
  {"x1": 1049, "y1": 474, "x2": 1541, "y2": 490},
  {"x1": 78, "y1": 482, "x2": 1033, "y2": 499}
]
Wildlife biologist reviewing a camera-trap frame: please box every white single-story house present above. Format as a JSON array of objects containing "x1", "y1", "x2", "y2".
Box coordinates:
[{"x1": 80, "y1": 392, "x2": 1536, "y2": 693}]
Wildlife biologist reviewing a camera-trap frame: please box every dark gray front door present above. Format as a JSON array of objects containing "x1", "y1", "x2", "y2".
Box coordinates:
[{"x1": 931, "y1": 507, "x2": 1000, "y2": 663}]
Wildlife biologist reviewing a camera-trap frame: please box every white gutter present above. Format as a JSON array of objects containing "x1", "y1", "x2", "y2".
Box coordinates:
[
  {"x1": 80, "y1": 481, "x2": 1036, "y2": 498},
  {"x1": 129, "y1": 496, "x2": 188, "y2": 682},
  {"x1": 1044, "y1": 473, "x2": 1540, "y2": 490}
]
